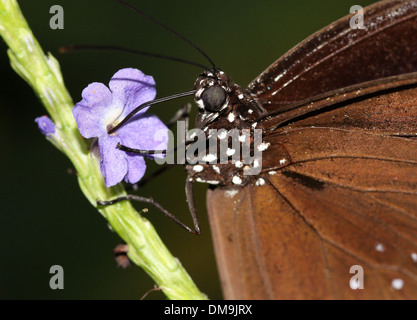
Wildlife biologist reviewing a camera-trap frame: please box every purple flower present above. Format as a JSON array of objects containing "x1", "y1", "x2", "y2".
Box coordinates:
[
  {"x1": 73, "y1": 68, "x2": 168, "y2": 187},
  {"x1": 35, "y1": 116, "x2": 56, "y2": 137}
]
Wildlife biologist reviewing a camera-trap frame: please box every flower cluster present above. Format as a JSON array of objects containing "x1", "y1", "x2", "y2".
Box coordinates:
[{"x1": 72, "y1": 68, "x2": 168, "y2": 187}]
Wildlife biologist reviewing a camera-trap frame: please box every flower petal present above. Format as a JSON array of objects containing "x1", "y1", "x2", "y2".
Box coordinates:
[
  {"x1": 117, "y1": 114, "x2": 169, "y2": 159},
  {"x1": 35, "y1": 116, "x2": 56, "y2": 137},
  {"x1": 109, "y1": 68, "x2": 156, "y2": 118},
  {"x1": 98, "y1": 135, "x2": 128, "y2": 187},
  {"x1": 73, "y1": 82, "x2": 121, "y2": 138},
  {"x1": 124, "y1": 154, "x2": 146, "y2": 184}
]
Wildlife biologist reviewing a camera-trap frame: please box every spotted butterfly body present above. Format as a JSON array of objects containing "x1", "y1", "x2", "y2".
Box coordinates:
[
  {"x1": 185, "y1": 0, "x2": 417, "y2": 299},
  {"x1": 186, "y1": 69, "x2": 269, "y2": 187}
]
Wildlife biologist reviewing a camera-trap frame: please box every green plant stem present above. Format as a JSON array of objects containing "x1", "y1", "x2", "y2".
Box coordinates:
[{"x1": 0, "y1": 0, "x2": 206, "y2": 300}]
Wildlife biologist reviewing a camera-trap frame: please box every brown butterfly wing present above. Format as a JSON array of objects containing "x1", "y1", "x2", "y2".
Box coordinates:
[
  {"x1": 247, "y1": 0, "x2": 417, "y2": 112},
  {"x1": 207, "y1": 85, "x2": 417, "y2": 299},
  {"x1": 206, "y1": 0, "x2": 417, "y2": 299}
]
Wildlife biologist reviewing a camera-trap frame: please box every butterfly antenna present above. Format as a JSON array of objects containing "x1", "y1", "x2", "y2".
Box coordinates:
[
  {"x1": 116, "y1": 0, "x2": 217, "y2": 70},
  {"x1": 60, "y1": 44, "x2": 210, "y2": 70}
]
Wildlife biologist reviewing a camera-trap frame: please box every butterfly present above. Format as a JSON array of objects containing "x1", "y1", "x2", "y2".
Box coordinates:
[
  {"x1": 187, "y1": 0, "x2": 417, "y2": 299},
  {"x1": 108, "y1": 0, "x2": 417, "y2": 299}
]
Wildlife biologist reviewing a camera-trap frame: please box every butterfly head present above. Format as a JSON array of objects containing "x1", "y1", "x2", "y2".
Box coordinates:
[{"x1": 194, "y1": 69, "x2": 231, "y2": 114}]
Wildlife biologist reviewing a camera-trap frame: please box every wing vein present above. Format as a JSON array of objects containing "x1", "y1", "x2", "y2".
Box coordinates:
[
  {"x1": 267, "y1": 5, "x2": 417, "y2": 97},
  {"x1": 266, "y1": 174, "x2": 417, "y2": 283},
  {"x1": 246, "y1": 183, "x2": 275, "y2": 299}
]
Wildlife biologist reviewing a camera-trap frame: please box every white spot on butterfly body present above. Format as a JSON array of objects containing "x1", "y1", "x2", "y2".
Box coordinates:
[
  {"x1": 234, "y1": 160, "x2": 243, "y2": 168},
  {"x1": 195, "y1": 88, "x2": 204, "y2": 99},
  {"x1": 196, "y1": 99, "x2": 205, "y2": 109},
  {"x1": 218, "y1": 131, "x2": 227, "y2": 140},
  {"x1": 411, "y1": 252, "x2": 417, "y2": 262},
  {"x1": 392, "y1": 279, "x2": 404, "y2": 290},
  {"x1": 226, "y1": 148, "x2": 236, "y2": 156},
  {"x1": 375, "y1": 243, "x2": 385, "y2": 252},
  {"x1": 257, "y1": 142, "x2": 270, "y2": 152},
  {"x1": 196, "y1": 177, "x2": 220, "y2": 185},
  {"x1": 269, "y1": 171, "x2": 277, "y2": 175},
  {"x1": 256, "y1": 178, "x2": 265, "y2": 186},
  {"x1": 279, "y1": 159, "x2": 287, "y2": 165},
  {"x1": 248, "y1": 109, "x2": 253, "y2": 114},
  {"x1": 202, "y1": 154, "x2": 217, "y2": 162},
  {"x1": 225, "y1": 189, "x2": 239, "y2": 198},
  {"x1": 252, "y1": 122, "x2": 258, "y2": 128},
  {"x1": 232, "y1": 176, "x2": 242, "y2": 185},
  {"x1": 238, "y1": 93, "x2": 244, "y2": 99},
  {"x1": 193, "y1": 165, "x2": 204, "y2": 172},
  {"x1": 227, "y1": 113, "x2": 236, "y2": 122},
  {"x1": 212, "y1": 165, "x2": 220, "y2": 174}
]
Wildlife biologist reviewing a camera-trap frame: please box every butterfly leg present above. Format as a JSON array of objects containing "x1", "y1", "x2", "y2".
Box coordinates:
[
  {"x1": 119, "y1": 102, "x2": 192, "y2": 189},
  {"x1": 167, "y1": 102, "x2": 191, "y2": 129},
  {"x1": 185, "y1": 176, "x2": 201, "y2": 234},
  {"x1": 128, "y1": 164, "x2": 174, "y2": 190},
  {"x1": 98, "y1": 103, "x2": 201, "y2": 234},
  {"x1": 97, "y1": 193, "x2": 200, "y2": 234}
]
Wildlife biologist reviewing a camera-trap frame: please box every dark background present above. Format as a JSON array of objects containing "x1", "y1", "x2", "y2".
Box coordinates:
[{"x1": 0, "y1": 0, "x2": 375, "y2": 299}]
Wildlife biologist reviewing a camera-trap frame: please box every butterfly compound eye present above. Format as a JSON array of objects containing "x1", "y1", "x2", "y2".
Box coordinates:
[{"x1": 201, "y1": 85, "x2": 227, "y2": 112}]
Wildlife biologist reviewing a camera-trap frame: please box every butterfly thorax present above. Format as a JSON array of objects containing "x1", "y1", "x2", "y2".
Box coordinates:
[{"x1": 185, "y1": 69, "x2": 266, "y2": 187}]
